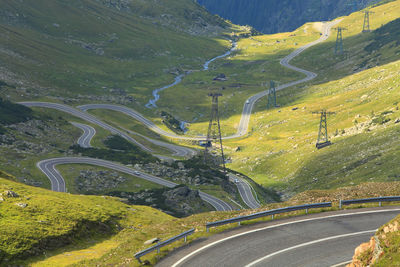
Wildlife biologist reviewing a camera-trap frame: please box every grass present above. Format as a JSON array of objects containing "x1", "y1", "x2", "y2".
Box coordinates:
[
  {"x1": 3, "y1": 170, "x2": 400, "y2": 266},
  {"x1": 223, "y1": 59, "x2": 400, "y2": 195},
  {"x1": 157, "y1": 22, "x2": 323, "y2": 133},
  {"x1": 187, "y1": 1, "x2": 400, "y2": 197},
  {"x1": 0, "y1": 0, "x2": 251, "y2": 123},
  {"x1": 0, "y1": 175, "x2": 173, "y2": 265}
]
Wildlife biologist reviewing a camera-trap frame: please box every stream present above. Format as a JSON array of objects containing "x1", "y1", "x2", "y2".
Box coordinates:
[{"x1": 145, "y1": 41, "x2": 237, "y2": 130}]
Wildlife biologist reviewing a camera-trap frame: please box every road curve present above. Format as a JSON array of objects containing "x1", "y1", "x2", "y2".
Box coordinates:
[
  {"x1": 21, "y1": 102, "x2": 196, "y2": 158},
  {"x1": 71, "y1": 122, "x2": 96, "y2": 148},
  {"x1": 36, "y1": 157, "x2": 233, "y2": 211},
  {"x1": 229, "y1": 173, "x2": 260, "y2": 209},
  {"x1": 157, "y1": 207, "x2": 400, "y2": 267},
  {"x1": 20, "y1": 102, "x2": 153, "y2": 152}
]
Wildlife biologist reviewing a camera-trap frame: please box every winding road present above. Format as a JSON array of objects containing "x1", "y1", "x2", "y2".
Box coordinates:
[
  {"x1": 20, "y1": 102, "x2": 195, "y2": 158},
  {"x1": 229, "y1": 173, "x2": 261, "y2": 209},
  {"x1": 71, "y1": 122, "x2": 96, "y2": 148},
  {"x1": 37, "y1": 157, "x2": 233, "y2": 211},
  {"x1": 157, "y1": 207, "x2": 400, "y2": 267},
  {"x1": 21, "y1": 20, "x2": 341, "y2": 212},
  {"x1": 73, "y1": 20, "x2": 341, "y2": 141}
]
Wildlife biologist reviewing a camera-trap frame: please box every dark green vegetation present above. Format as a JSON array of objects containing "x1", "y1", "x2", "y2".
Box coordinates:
[
  {"x1": 71, "y1": 135, "x2": 159, "y2": 164},
  {"x1": 0, "y1": 98, "x2": 33, "y2": 126},
  {"x1": 0, "y1": 0, "x2": 237, "y2": 104},
  {"x1": 161, "y1": 110, "x2": 185, "y2": 134},
  {"x1": 365, "y1": 18, "x2": 400, "y2": 52},
  {"x1": 197, "y1": 0, "x2": 377, "y2": 33}
]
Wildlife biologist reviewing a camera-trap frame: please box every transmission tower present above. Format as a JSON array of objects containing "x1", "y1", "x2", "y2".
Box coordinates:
[
  {"x1": 334, "y1": 27, "x2": 347, "y2": 55},
  {"x1": 204, "y1": 93, "x2": 226, "y2": 172},
  {"x1": 267, "y1": 81, "x2": 277, "y2": 109},
  {"x1": 362, "y1": 10, "x2": 374, "y2": 32},
  {"x1": 312, "y1": 110, "x2": 335, "y2": 149}
]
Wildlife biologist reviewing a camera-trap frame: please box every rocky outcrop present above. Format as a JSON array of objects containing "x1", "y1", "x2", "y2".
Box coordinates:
[
  {"x1": 109, "y1": 186, "x2": 212, "y2": 217},
  {"x1": 75, "y1": 170, "x2": 127, "y2": 193},
  {"x1": 347, "y1": 219, "x2": 400, "y2": 266}
]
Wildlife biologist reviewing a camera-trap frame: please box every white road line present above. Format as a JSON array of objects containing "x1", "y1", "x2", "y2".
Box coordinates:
[
  {"x1": 245, "y1": 230, "x2": 376, "y2": 266},
  {"x1": 170, "y1": 209, "x2": 400, "y2": 267},
  {"x1": 330, "y1": 260, "x2": 353, "y2": 267}
]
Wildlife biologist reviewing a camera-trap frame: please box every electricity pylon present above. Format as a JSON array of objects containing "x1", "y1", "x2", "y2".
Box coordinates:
[
  {"x1": 312, "y1": 110, "x2": 335, "y2": 149},
  {"x1": 362, "y1": 10, "x2": 374, "y2": 32},
  {"x1": 204, "y1": 92, "x2": 226, "y2": 172},
  {"x1": 334, "y1": 27, "x2": 347, "y2": 55},
  {"x1": 267, "y1": 81, "x2": 278, "y2": 109}
]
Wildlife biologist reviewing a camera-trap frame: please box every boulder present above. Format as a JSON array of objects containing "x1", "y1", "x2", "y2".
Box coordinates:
[
  {"x1": 144, "y1": 237, "x2": 160, "y2": 245},
  {"x1": 4, "y1": 190, "x2": 19, "y2": 198},
  {"x1": 15, "y1": 203, "x2": 27, "y2": 208}
]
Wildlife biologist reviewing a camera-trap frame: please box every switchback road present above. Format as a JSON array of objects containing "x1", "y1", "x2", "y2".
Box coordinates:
[
  {"x1": 228, "y1": 173, "x2": 260, "y2": 209},
  {"x1": 71, "y1": 122, "x2": 95, "y2": 148},
  {"x1": 37, "y1": 157, "x2": 233, "y2": 211}
]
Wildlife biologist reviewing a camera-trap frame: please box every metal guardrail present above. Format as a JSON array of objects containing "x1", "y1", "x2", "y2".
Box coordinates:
[
  {"x1": 340, "y1": 196, "x2": 400, "y2": 209},
  {"x1": 206, "y1": 202, "x2": 332, "y2": 231},
  {"x1": 134, "y1": 228, "x2": 195, "y2": 263}
]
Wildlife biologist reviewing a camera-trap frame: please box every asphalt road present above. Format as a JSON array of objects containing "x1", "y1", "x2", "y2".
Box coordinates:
[
  {"x1": 36, "y1": 157, "x2": 233, "y2": 211},
  {"x1": 157, "y1": 207, "x2": 400, "y2": 267},
  {"x1": 71, "y1": 122, "x2": 96, "y2": 148},
  {"x1": 228, "y1": 173, "x2": 260, "y2": 209},
  {"x1": 20, "y1": 102, "x2": 197, "y2": 158},
  {"x1": 20, "y1": 102, "x2": 153, "y2": 152}
]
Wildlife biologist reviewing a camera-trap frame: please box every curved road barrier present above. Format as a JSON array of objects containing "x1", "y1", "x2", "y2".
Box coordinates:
[
  {"x1": 340, "y1": 196, "x2": 400, "y2": 209},
  {"x1": 134, "y1": 228, "x2": 195, "y2": 264},
  {"x1": 36, "y1": 157, "x2": 233, "y2": 211},
  {"x1": 206, "y1": 202, "x2": 332, "y2": 231},
  {"x1": 159, "y1": 208, "x2": 400, "y2": 267}
]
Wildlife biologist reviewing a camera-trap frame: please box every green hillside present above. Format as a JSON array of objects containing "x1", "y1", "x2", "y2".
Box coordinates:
[
  {"x1": 0, "y1": 0, "x2": 242, "y2": 105},
  {"x1": 0, "y1": 174, "x2": 173, "y2": 265},
  {"x1": 218, "y1": 0, "x2": 400, "y2": 197}
]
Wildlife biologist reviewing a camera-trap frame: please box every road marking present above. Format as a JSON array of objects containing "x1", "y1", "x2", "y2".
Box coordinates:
[
  {"x1": 170, "y1": 209, "x2": 400, "y2": 267},
  {"x1": 330, "y1": 260, "x2": 353, "y2": 267},
  {"x1": 245, "y1": 230, "x2": 375, "y2": 266}
]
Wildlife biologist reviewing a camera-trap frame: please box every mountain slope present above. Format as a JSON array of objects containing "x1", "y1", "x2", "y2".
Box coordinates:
[
  {"x1": 220, "y1": 0, "x2": 400, "y2": 196},
  {"x1": 197, "y1": 0, "x2": 378, "y2": 33},
  {"x1": 0, "y1": 0, "x2": 239, "y2": 103}
]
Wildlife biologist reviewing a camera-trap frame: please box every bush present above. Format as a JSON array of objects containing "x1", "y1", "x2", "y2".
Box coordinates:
[
  {"x1": 0, "y1": 98, "x2": 33, "y2": 125},
  {"x1": 70, "y1": 143, "x2": 158, "y2": 165}
]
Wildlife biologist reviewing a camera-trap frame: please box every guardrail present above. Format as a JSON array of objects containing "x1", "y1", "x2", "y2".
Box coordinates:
[
  {"x1": 206, "y1": 202, "x2": 332, "y2": 232},
  {"x1": 134, "y1": 228, "x2": 195, "y2": 263},
  {"x1": 340, "y1": 196, "x2": 400, "y2": 209}
]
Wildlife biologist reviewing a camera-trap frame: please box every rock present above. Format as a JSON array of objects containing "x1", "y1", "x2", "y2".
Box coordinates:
[
  {"x1": 0, "y1": 196, "x2": 4, "y2": 202},
  {"x1": 144, "y1": 238, "x2": 160, "y2": 245},
  {"x1": 292, "y1": 107, "x2": 299, "y2": 111},
  {"x1": 213, "y1": 73, "x2": 227, "y2": 81},
  {"x1": 15, "y1": 203, "x2": 27, "y2": 208},
  {"x1": 4, "y1": 190, "x2": 19, "y2": 198},
  {"x1": 235, "y1": 146, "x2": 241, "y2": 152},
  {"x1": 395, "y1": 118, "x2": 400, "y2": 124},
  {"x1": 177, "y1": 162, "x2": 185, "y2": 169}
]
